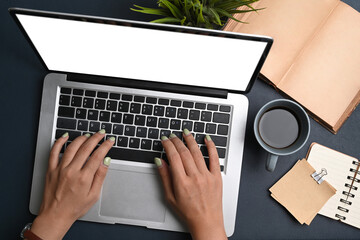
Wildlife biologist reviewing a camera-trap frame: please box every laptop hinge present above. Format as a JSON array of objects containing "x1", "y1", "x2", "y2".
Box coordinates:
[{"x1": 67, "y1": 73, "x2": 228, "y2": 99}]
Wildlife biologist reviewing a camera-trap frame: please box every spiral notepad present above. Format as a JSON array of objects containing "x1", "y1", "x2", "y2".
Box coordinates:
[{"x1": 307, "y1": 143, "x2": 360, "y2": 229}]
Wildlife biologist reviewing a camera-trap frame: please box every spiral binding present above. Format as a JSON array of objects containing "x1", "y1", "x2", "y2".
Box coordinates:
[
  {"x1": 340, "y1": 198, "x2": 352, "y2": 205},
  {"x1": 353, "y1": 160, "x2": 360, "y2": 166},
  {"x1": 347, "y1": 176, "x2": 360, "y2": 183},
  {"x1": 345, "y1": 183, "x2": 358, "y2": 190},
  {"x1": 335, "y1": 214, "x2": 346, "y2": 220},
  {"x1": 350, "y1": 168, "x2": 360, "y2": 174}
]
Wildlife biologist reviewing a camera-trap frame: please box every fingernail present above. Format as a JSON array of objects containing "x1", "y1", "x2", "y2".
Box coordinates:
[
  {"x1": 205, "y1": 135, "x2": 212, "y2": 141},
  {"x1": 109, "y1": 137, "x2": 115, "y2": 142},
  {"x1": 183, "y1": 128, "x2": 190, "y2": 136},
  {"x1": 154, "y1": 157, "x2": 162, "y2": 167},
  {"x1": 103, "y1": 157, "x2": 111, "y2": 166},
  {"x1": 84, "y1": 133, "x2": 91, "y2": 138},
  {"x1": 62, "y1": 132, "x2": 69, "y2": 138},
  {"x1": 99, "y1": 129, "x2": 106, "y2": 134},
  {"x1": 169, "y1": 133, "x2": 177, "y2": 139},
  {"x1": 161, "y1": 136, "x2": 168, "y2": 141}
]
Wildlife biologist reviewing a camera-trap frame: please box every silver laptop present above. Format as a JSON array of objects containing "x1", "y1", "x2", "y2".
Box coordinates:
[{"x1": 10, "y1": 8, "x2": 272, "y2": 236}]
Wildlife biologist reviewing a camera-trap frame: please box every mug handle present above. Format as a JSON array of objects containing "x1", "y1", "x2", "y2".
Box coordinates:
[{"x1": 266, "y1": 153, "x2": 278, "y2": 172}]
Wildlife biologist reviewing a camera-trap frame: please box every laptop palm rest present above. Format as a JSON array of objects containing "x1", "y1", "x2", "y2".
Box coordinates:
[{"x1": 100, "y1": 169, "x2": 166, "y2": 223}]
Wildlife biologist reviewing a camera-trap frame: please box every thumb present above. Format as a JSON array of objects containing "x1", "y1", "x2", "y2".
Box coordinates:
[
  {"x1": 154, "y1": 157, "x2": 176, "y2": 205},
  {"x1": 89, "y1": 157, "x2": 110, "y2": 199}
]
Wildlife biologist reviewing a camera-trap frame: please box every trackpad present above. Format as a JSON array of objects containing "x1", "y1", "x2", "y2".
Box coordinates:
[{"x1": 100, "y1": 169, "x2": 166, "y2": 223}]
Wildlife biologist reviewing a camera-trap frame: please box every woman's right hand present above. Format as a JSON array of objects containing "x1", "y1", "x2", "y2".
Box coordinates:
[{"x1": 155, "y1": 129, "x2": 227, "y2": 240}]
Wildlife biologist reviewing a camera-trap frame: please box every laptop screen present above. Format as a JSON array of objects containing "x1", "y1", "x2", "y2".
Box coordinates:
[{"x1": 15, "y1": 12, "x2": 271, "y2": 92}]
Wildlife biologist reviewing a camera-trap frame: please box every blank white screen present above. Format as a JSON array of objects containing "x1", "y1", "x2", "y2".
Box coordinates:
[{"x1": 17, "y1": 14, "x2": 267, "y2": 91}]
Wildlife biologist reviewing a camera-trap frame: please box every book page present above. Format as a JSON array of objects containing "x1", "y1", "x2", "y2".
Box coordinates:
[
  {"x1": 224, "y1": 0, "x2": 339, "y2": 85},
  {"x1": 307, "y1": 143, "x2": 357, "y2": 220},
  {"x1": 278, "y1": 1, "x2": 360, "y2": 130}
]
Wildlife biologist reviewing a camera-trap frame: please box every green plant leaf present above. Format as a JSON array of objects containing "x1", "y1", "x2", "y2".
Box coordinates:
[
  {"x1": 151, "y1": 17, "x2": 182, "y2": 23},
  {"x1": 159, "y1": 0, "x2": 184, "y2": 19},
  {"x1": 208, "y1": 7, "x2": 222, "y2": 25},
  {"x1": 130, "y1": 5, "x2": 168, "y2": 16},
  {"x1": 215, "y1": 8, "x2": 247, "y2": 23}
]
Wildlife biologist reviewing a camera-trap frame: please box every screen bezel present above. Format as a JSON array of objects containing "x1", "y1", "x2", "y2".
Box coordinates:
[{"x1": 9, "y1": 7, "x2": 273, "y2": 94}]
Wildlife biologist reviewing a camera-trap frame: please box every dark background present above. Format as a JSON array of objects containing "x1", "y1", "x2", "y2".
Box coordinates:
[{"x1": 0, "y1": 0, "x2": 359, "y2": 239}]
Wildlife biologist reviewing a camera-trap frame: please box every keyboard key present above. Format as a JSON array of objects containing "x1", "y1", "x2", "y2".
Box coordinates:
[
  {"x1": 129, "y1": 138, "x2": 140, "y2": 148},
  {"x1": 200, "y1": 146, "x2": 209, "y2": 157},
  {"x1": 183, "y1": 101, "x2": 194, "y2": 108},
  {"x1": 77, "y1": 120, "x2": 88, "y2": 131},
  {"x1": 134, "y1": 96, "x2": 145, "y2": 103},
  {"x1": 158, "y1": 118, "x2": 169, "y2": 129},
  {"x1": 124, "y1": 125, "x2": 135, "y2": 136},
  {"x1": 95, "y1": 99, "x2": 105, "y2": 109},
  {"x1": 136, "y1": 127, "x2": 147, "y2": 138},
  {"x1": 85, "y1": 90, "x2": 96, "y2": 97},
  {"x1": 58, "y1": 106, "x2": 75, "y2": 118},
  {"x1": 217, "y1": 125, "x2": 229, "y2": 135},
  {"x1": 71, "y1": 96, "x2": 82, "y2": 107},
  {"x1": 171, "y1": 131, "x2": 183, "y2": 140},
  {"x1": 194, "y1": 122, "x2": 205, "y2": 132},
  {"x1": 118, "y1": 102, "x2": 129, "y2": 112},
  {"x1": 73, "y1": 89, "x2": 84, "y2": 96},
  {"x1": 148, "y1": 128, "x2": 159, "y2": 139},
  {"x1": 217, "y1": 148, "x2": 226, "y2": 158},
  {"x1": 109, "y1": 93, "x2": 120, "y2": 100},
  {"x1": 111, "y1": 113, "x2": 122, "y2": 123},
  {"x1": 201, "y1": 111, "x2": 212, "y2": 122},
  {"x1": 113, "y1": 124, "x2": 124, "y2": 135},
  {"x1": 83, "y1": 98, "x2": 94, "y2": 108},
  {"x1": 177, "y1": 108, "x2": 188, "y2": 119},
  {"x1": 154, "y1": 106, "x2": 165, "y2": 116},
  {"x1": 195, "y1": 103, "x2": 206, "y2": 109},
  {"x1": 170, "y1": 119, "x2": 181, "y2": 130},
  {"x1": 106, "y1": 100, "x2": 117, "y2": 111},
  {"x1": 122, "y1": 94, "x2": 133, "y2": 101},
  {"x1": 165, "y1": 107, "x2": 176, "y2": 118},
  {"x1": 107, "y1": 147, "x2": 161, "y2": 162},
  {"x1": 146, "y1": 97, "x2": 157, "y2": 104},
  {"x1": 76, "y1": 108, "x2": 87, "y2": 119},
  {"x1": 146, "y1": 117, "x2": 157, "y2": 127},
  {"x1": 117, "y1": 136, "x2": 128, "y2": 147},
  {"x1": 141, "y1": 139, "x2": 152, "y2": 150},
  {"x1": 59, "y1": 95, "x2": 70, "y2": 106},
  {"x1": 213, "y1": 112, "x2": 230, "y2": 124},
  {"x1": 130, "y1": 103, "x2": 141, "y2": 113},
  {"x1": 87, "y1": 110, "x2": 98, "y2": 120},
  {"x1": 207, "y1": 104, "x2": 218, "y2": 111},
  {"x1": 142, "y1": 104, "x2": 153, "y2": 115},
  {"x1": 55, "y1": 129, "x2": 81, "y2": 141},
  {"x1": 158, "y1": 99, "x2": 169, "y2": 105},
  {"x1": 97, "y1": 92, "x2": 108, "y2": 98},
  {"x1": 57, "y1": 118, "x2": 76, "y2": 130},
  {"x1": 153, "y1": 140, "x2": 163, "y2": 151},
  {"x1": 101, "y1": 123, "x2": 112, "y2": 133},
  {"x1": 189, "y1": 110, "x2": 200, "y2": 120},
  {"x1": 182, "y1": 121, "x2": 193, "y2": 131},
  {"x1": 210, "y1": 135, "x2": 227, "y2": 147},
  {"x1": 123, "y1": 114, "x2": 134, "y2": 124},
  {"x1": 135, "y1": 115, "x2": 146, "y2": 126},
  {"x1": 89, "y1": 121, "x2": 100, "y2": 132},
  {"x1": 60, "y1": 87, "x2": 71, "y2": 94},
  {"x1": 220, "y1": 105, "x2": 231, "y2": 112},
  {"x1": 205, "y1": 123, "x2": 216, "y2": 134},
  {"x1": 170, "y1": 100, "x2": 181, "y2": 107},
  {"x1": 195, "y1": 134, "x2": 206, "y2": 144},
  {"x1": 99, "y1": 111, "x2": 110, "y2": 122},
  {"x1": 160, "y1": 130, "x2": 171, "y2": 138}
]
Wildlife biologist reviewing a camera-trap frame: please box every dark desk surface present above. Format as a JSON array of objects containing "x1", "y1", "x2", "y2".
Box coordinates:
[{"x1": 1, "y1": 0, "x2": 359, "y2": 239}]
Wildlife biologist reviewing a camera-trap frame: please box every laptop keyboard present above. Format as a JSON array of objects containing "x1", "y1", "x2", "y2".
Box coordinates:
[{"x1": 56, "y1": 87, "x2": 232, "y2": 171}]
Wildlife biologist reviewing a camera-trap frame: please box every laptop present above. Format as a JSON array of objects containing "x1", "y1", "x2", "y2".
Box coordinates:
[{"x1": 10, "y1": 8, "x2": 272, "y2": 236}]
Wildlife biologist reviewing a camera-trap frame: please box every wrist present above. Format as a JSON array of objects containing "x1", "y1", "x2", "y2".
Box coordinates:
[{"x1": 188, "y1": 216, "x2": 227, "y2": 240}]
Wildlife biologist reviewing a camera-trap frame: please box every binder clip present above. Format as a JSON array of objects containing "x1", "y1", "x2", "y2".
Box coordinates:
[{"x1": 311, "y1": 168, "x2": 327, "y2": 184}]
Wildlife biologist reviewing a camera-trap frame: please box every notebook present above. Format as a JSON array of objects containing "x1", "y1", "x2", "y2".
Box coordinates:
[{"x1": 307, "y1": 143, "x2": 360, "y2": 229}]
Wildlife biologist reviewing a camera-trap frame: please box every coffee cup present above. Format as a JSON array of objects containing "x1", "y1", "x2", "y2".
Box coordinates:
[{"x1": 254, "y1": 99, "x2": 310, "y2": 172}]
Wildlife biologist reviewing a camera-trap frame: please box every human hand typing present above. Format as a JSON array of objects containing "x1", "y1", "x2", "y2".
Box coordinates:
[
  {"x1": 30, "y1": 130, "x2": 114, "y2": 240},
  {"x1": 155, "y1": 129, "x2": 227, "y2": 240}
]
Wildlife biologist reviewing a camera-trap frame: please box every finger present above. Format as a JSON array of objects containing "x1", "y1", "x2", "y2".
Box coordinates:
[
  {"x1": 68, "y1": 129, "x2": 107, "y2": 169},
  {"x1": 169, "y1": 132, "x2": 198, "y2": 176},
  {"x1": 161, "y1": 136, "x2": 186, "y2": 179},
  {"x1": 83, "y1": 137, "x2": 115, "y2": 175},
  {"x1": 182, "y1": 129, "x2": 208, "y2": 173},
  {"x1": 60, "y1": 133, "x2": 91, "y2": 168},
  {"x1": 89, "y1": 156, "x2": 111, "y2": 199},
  {"x1": 48, "y1": 132, "x2": 69, "y2": 171},
  {"x1": 154, "y1": 157, "x2": 176, "y2": 205},
  {"x1": 205, "y1": 135, "x2": 221, "y2": 175}
]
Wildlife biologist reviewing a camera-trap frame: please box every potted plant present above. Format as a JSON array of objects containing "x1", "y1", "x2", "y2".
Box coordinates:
[{"x1": 131, "y1": 0, "x2": 262, "y2": 29}]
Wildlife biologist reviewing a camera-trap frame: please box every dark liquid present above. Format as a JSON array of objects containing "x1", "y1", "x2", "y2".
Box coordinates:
[{"x1": 258, "y1": 108, "x2": 300, "y2": 149}]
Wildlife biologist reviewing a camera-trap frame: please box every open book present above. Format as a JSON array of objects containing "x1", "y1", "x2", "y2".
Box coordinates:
[
  {"x1": 307, "y1": 143, "x2": 360, "y2": 229},
  {"x1": 224, "y1": 0, "x2": 360, "y2": 133}
]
